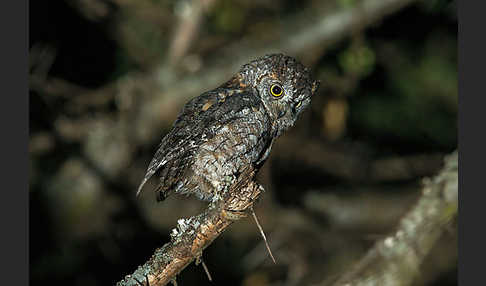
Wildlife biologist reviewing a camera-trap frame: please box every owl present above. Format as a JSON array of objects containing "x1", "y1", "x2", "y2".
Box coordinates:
[{"x1": 137, "y1": 54, "x2": 319, "y2": 202}]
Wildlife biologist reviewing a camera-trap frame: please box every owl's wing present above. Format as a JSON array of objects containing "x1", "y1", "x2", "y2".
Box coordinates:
[
  {"x1": 138, "y1": 89, "x2": 272, "y2": 201},
  {"x1": 158, "y1": 90, "x2": 273, "y2": 201},
  {"x1": 136, "y1": 91, "x2": 219, "y2": 197}
]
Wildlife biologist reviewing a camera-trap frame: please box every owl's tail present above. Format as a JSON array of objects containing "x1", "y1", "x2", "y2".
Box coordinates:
[
  {"x1": 136, "y1": 177, "x2": 150, "y2": 197},
  {"x1": 136, "y1": 158, "x2": 167, "y2": 197}
]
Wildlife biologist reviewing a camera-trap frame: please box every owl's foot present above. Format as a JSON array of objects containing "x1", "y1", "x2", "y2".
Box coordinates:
[{"x1": 221, "y1": 208, "x2": 248, "y2": 220}]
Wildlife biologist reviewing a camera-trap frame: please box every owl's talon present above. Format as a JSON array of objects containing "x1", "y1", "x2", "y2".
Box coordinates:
[{"x1": 222, "y1": 209, "x2": 248, "y2": 221}]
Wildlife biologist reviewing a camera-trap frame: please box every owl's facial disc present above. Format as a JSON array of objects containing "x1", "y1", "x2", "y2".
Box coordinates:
[{"x1": 238, "y1": 54, "x2": 319, "y2": 134}]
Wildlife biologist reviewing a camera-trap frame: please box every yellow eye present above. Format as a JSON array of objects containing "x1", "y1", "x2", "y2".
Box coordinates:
[
  {"x1": 270, "y1": 84, "x2": 283, "y2": 97},
  {"x1": 296, "y1": 101, "x2": 302, "y2": 108}
]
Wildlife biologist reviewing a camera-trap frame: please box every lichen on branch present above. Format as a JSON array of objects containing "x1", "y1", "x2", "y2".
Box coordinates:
[
  {"x1": 116, "y1": 170, "x2": 262, "y2": 286},
  {"x1": 331, "y1": 151, "x2": 458, "y2": 286}
]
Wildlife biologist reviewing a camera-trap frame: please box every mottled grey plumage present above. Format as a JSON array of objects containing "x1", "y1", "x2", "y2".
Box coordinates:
[{"x1": 137, "y1": 54, "x2": 319, "y2": 202}]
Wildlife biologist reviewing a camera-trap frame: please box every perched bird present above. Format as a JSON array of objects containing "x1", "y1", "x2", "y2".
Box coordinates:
[{"x1": 137, "y1": 54, "x2": 319, "y2": 203}]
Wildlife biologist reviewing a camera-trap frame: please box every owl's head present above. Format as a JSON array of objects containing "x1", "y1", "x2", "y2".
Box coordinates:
[{"x1": 238, "y1": 54, "x2": 320, "y2": 136}]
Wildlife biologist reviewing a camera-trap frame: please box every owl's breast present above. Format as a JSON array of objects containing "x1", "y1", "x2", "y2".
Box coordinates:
[{"x1": 190, "y1": 100, "x2": 272, "y2": 200}]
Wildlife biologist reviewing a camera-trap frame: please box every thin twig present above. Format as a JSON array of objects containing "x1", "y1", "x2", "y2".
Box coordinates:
[
  {"x1": 200, "y1": 259, "x2": 213, "y2": 282},
  {"x1": 195, "y1": 253, "x2": 213, "y2": 282},
  {"x1": 251, "y1": 207, "x2": 276, "y2": 264}
]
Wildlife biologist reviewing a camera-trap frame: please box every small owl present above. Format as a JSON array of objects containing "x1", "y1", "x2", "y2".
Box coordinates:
[{"x1": 137, "y1": 54, "x2": 319, "y2": 202}]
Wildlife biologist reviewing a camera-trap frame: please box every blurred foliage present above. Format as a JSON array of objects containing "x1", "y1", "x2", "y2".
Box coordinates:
[
  {"x1": 338, "y1": 41, "x2": 376, "y2": 77},
  {"x1": 349, "y1": 22, "x2": 457, "y2": 151},
  {"x1": 29, "y1": 0, "x2": 457, "y2": 285},
  {"x1": 208, "y1": 1, "x2": 248, "y2": 34}
]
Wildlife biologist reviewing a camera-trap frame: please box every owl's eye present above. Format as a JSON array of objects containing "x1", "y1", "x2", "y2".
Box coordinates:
[{"x1": 270, "y1": 84, "x2": 284, "y2": 97}]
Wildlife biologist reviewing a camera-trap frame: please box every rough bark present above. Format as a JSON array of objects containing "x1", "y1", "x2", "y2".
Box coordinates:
[
  {"x1": 330, "y1": 151, "x2": 458, "y2": 286},
  {"x1": 116, "y1": 170, "x2": 262, "y2": 286}
]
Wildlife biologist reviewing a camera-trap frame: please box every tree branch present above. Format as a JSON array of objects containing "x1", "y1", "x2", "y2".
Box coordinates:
[
  {"x1": 116, "y1": 170, "x2": 262, "y2": 286},
  {"x1": 330, "y1": 151, "x2": 458, "y2": 286},
  {"x1": 274, "y1": 136, "x2": 444, "y2": 183}
]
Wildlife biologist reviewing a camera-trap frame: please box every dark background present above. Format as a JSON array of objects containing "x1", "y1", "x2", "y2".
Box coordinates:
[{"x1": 29, "y1": 0, "x2": 457, "y2": 285}]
